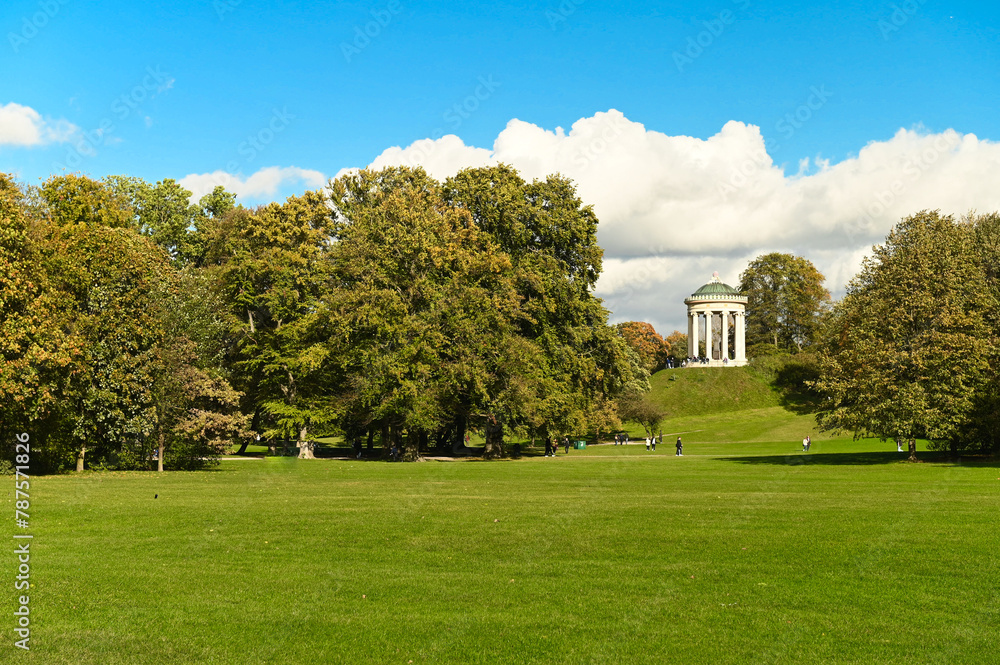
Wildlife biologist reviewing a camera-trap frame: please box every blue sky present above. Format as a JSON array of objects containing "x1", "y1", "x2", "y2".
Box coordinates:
[{"x1": 3, "y1": 0, "x2": 999, "y2": 332}]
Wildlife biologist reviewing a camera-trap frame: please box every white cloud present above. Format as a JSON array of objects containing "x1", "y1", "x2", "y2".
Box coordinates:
[
  {"x1": 0, "y1": 102, "x2": 79, "y2": 147},
  {"x1": 179, "y1": 166, "x2": 327, "y2": 203},
  {"x1": 369, "y1": 134, "x2": 494, "y2": 177},
  {"x1": 365, "y1": 110, "x2": 1000, "y2": 334}
]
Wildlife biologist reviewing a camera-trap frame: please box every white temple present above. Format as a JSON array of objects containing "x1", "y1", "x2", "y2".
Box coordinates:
[{"x1": 684, "y1": 272, "x2": 748, "y2": 367}]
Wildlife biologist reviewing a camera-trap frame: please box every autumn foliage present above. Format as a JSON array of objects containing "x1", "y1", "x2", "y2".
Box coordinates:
[{"x1": 616, "y1": 322, "x2": 670, "y2": 372}]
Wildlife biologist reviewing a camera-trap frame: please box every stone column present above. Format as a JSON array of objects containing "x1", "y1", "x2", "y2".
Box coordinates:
[
  {"x1": 736, "y1": 310, "x2": 746, "y2": 361},
  {"x1": 690, "y1": 310, "x2": 699, "y2": 359},
  {"x1": 687, "y1": 311, "x2": 694, "y2": 357},
  {"x1": 721, "y1": 307, "x2": 729, "y2": 360},
  {"x1": 705, "y1": 310, "x2": 713, "y2": 361}
]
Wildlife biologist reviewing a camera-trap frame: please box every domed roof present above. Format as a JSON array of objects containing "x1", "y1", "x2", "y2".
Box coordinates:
[
  {"x1": 685, "y1": 272, "x2": 747, "y2": 303},
  {"x1": 692, "y1": 280, "x2": 740, "y2": 296}
]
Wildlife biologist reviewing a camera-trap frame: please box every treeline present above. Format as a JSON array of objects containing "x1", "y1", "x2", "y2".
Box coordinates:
[
  {"x1": 0, "y1": 165, "x2": 648, "y2": 471},
  {"x1": 728, "y1": 212, "x2": 1000, "y2": 457},
  {"x1": 815, "y1": 211, "x2": 1000, "y2": 458},
  {"x1": 615, "y1": 322, "x2": 686, "y2": 372}
]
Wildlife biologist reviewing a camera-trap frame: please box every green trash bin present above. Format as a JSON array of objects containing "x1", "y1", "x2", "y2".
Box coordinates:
[{"x1": 574, "y1": 440, "x2": 587, "y2": 449}]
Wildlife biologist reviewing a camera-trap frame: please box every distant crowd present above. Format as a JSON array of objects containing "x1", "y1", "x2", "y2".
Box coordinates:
[{"x1": 681, "y1": 356, "x2": 728, "y2": 366}]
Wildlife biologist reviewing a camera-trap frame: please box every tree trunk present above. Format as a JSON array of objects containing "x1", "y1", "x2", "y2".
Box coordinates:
[
  {"x1": 398, "y1": 427, "x2": 420, "y2": 462},
  {"x1": 908, "y1": 438, "x2": 917, "y2": 462},
  {"x1": 452, "y1": 414, "x2": 467, "y2": 455},
  {"x1": 76, "y1": 444, "x2": 86, "y2": 472},
  {"x1": 157, "y1": 432, "x2": 165, "y2": 473},
  {"x1": 434, "y1": 427, "x2": 450, "y2": 452},
  {"x1": 297, "y1": 424, "x2": 315, "y2": 459},
  {"x1": 483, "y1": 416, "x2": 504, "y2": 459},
  {"x1": 237, "y1": 409, "x2": 261, "y2": 455},
  {"x1": 366, "y1": 427, "x2": 374, "y2": 451}
]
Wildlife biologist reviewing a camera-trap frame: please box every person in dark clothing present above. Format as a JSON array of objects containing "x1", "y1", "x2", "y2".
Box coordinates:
[
  {"x1": 675, "y1": 437, "x2": 683, "y2": 456},
  {"x1": 544, "y1": 437, "x2": 553, "y2": 457}
]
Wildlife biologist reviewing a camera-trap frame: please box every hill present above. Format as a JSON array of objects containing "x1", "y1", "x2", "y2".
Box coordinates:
[
  {"x1": 632, "y1": 366, "x2": 823, "y2": 444},
  {"x1": 649, "y1": 366, "x2": 782, "y2": 416}
]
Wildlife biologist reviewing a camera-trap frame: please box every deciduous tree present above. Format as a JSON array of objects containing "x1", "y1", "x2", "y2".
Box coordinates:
[
  {"x1": 39, "y1": 220, "x2": 169, "y2": 470},
  {"x1": 444, "y1": 164, "x2": 640, "y2": 442},
  {"x1": 739, "y1": 253, "x2": 830, "y2": 353},
  {"x1": 616, "y1": 321, "x2": 668, "y2": 373},
  {"x1": 814, "y1": 211, "x2": 997, "y2": 459},
  {"x1": 0, "y1": 174, "x2": 72, "y2": 444},
  {"x1": 664, "y1": 330, "x2": 688, "y2": 363},
  {"x1": 329, "y1": 167, "x2": 543, "y2": 460},
  {"x1": 208, "y1": 191, "x2": 336, "y2": 458}
]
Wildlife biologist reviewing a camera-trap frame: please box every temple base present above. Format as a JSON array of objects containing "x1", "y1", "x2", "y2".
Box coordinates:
[{"x1": 684, "y1": 359, "x2": 748, "y2": 368}]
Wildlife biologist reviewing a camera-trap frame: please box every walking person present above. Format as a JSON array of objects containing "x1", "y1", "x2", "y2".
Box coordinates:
[
  {"x1": 802, "y1": 436, "x2": 809, "y2": 452},
  {"x1": 564, "y1": 437, "x2": 570, "y2": 454},
  {"x1": 675, "y1": 437, "x2": 683, "y2": 456},
  {"x1": 805, "y1": 435, "x2": 811, "y2": 452},
  {"x1": 645, "y1": 436, "x2": 650, "y2": 451}
]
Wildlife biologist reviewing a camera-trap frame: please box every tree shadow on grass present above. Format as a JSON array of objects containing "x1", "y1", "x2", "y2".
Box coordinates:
[
  {"x1": 777, "y1": 390, "x2": 823, "y2": 415},
  {"x1": 715, "y1": 451, "x2": 1000, "y2": 466}
]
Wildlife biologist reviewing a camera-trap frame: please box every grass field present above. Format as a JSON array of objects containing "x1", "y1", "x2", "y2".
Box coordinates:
[{"x1": 7, "y1": 434, "x2": 999, "y2": 664}]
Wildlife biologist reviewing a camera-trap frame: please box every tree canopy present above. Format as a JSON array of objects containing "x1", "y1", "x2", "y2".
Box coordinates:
[
  {"x1": 1, "y1": 165, "x2": 642, "y2": 468},
  {"x1": 616, "y1": 322, "x2": 669, "y2": 373},
  {"x1": 2, "y1": 174, "x2": 246, "y2": 471},
  {"x1": 813, "y1": 211, "x2": 998, "y2": 458},
  {"x1": 739, "y1": 252, "x2": 830, "y2": 354},
  {"x1": 12, "y1": 167, "x2": 996, "y2": 468}
]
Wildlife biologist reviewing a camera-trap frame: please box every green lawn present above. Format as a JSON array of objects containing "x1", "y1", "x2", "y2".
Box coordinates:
[
  {"x1": 6, "y1": 438, "x2": 999, "y2": 663},
  {"x1": 611, "y1": 366, "x2": 823, "y2": 444},
  {"x1": 650, "y1": 366, "x2": 784, "y2": 416}
]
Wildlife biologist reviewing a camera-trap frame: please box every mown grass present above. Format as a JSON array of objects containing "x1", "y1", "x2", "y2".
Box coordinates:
[
  {"x1": 612, "y1": 366, "x2": 821, "y2": 444},
  {"x1": 651, "y1": 366, "x2": 783, "y2": 417},
  {"x1": 6, "y1": 437, "x2": 998, "y2": 664}
]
